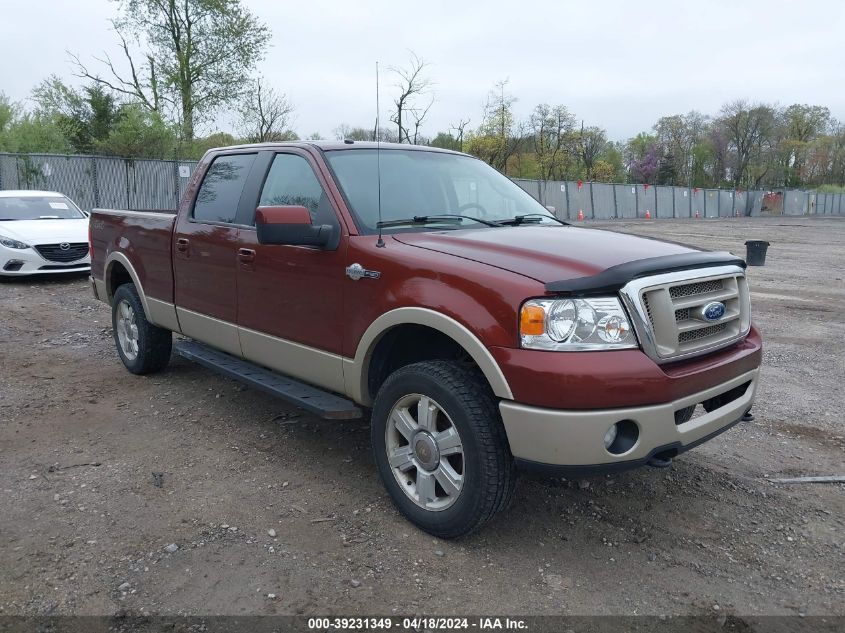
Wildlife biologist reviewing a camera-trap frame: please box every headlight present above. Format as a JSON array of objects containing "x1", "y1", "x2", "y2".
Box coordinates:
[
  {"x1": 520, "y1": 297, "x2": 638, "y2": 350},
  {"x1": 0, "y1": 236, "x2": 30, "y2": 249}
]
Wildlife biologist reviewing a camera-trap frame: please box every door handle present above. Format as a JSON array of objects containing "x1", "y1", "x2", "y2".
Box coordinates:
[
  {"x1": 238, "y1": 248, "x2": 256, "y2": 263},
  {"x1": 176, "y1": 237, "x2": 189, "y2": 253}
]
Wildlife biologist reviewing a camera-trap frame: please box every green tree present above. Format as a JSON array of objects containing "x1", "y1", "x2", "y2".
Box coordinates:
[
  {"x1": 716, "y1": 100, "x2": 776, "y2": 187},
  {"x1": 777, "y1": 104, "x2": 831, "y2": 187},
  {"x1": 0, "y1": 93, "x2": 71, "y2": 153},
  {"x1": 183, "y1": 131, "x2": 238, "y2": 159},
  {"x1": 468, "y1": 80, "x2": 521, "y2": 173},
  {"x1": 32, "y1": 76, "x2": 122, "y2": 153},
  {"x1": 528, "y1": 104, "x2": 575, "y2": 188},
  {"x1": 72, "y1": 0, "x2": 270, "y2": 141},
  {"x1": 95, "y1": 105, "x2": 176, "y2": 158},
  {"x1": 430, "y1": 132, "x2": 460, "y2": 151},
  {"x1": 577, "y1": 125, "x2": 607, "y2": 181}
]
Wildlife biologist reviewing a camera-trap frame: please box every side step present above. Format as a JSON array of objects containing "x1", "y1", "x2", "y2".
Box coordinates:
[{"x1": 174, "y1": 340, "x2": 363, "y2": 420}]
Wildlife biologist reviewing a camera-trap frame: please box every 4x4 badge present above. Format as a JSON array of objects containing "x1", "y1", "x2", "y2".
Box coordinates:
[{"x1": 345, "y1": 263, "x2": 381, "y2": 281}]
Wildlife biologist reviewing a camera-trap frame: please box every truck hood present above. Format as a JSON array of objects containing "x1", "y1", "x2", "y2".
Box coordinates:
[
  {"x1": 0, "y1": 218, "x2": 88, "y2": 246},
  {"x1": 392, "y1": 225, "x2": 700, "y2": 284}
]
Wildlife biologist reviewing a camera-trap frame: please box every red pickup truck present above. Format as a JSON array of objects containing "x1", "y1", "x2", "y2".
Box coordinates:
[{"x1": 89, "y1": 141, "x2": 762, "y2": 537}]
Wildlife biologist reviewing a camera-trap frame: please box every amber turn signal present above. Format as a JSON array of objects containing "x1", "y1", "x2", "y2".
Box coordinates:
[{"x1": 520, "y1": 304, "x2": 546, "y2": 336}]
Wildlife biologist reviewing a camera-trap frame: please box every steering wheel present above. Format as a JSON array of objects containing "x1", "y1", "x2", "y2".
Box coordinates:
[{"x1": 457, "y1": 202, "x2": 490, "y2": 218}]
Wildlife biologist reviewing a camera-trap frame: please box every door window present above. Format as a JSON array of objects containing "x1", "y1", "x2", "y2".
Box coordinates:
[
  {"x1": 193, "y1": 153, "x2": 257, "y2": 223},
  {"x1": 258, "y1": 154, "x2": 338, "y2": 230}
]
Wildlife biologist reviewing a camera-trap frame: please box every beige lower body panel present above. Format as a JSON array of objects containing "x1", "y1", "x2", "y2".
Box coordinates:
[
  {"x1": 147, "y1": 298, "x2": 181, "y2": 332},
  {"x1": 91, "y1": 276, "x2": 107, "y2": 303},
  {"x1": 176, "y1": 307, "x2": 242, "y2": 357},
  {"x1": 500, "y1": 368, "x2": 759, "y2": 466},
  {"x1": 239, "y1": 327, "x2": 346, "y2": 395}
]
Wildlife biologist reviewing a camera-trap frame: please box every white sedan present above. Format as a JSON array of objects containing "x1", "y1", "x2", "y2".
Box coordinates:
[{"x1": 0, "y1": 190, "x2": 91, "y2": 276}]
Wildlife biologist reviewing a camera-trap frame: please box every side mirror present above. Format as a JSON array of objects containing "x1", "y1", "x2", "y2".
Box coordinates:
[
  {"x1": 82, "y1": 210, "x2": 91, "y2": 218},
  {"x1": 545, "y1": 205, "x2": 556, "y2": 213},
  {"x1": 255, "y1": 205, "x2": 333, "y2": 247}
]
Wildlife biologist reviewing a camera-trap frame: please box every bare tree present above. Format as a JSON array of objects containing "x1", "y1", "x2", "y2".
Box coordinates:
[
  {"x1": 409, "y1": 96, "x2": 434, "y2": 144},
  {"x1": 238, "y1": 78, "x2": 294, "y2": 143},
  {"x1": 389, "y1": 52, "x2": 432, "y2": 143},
  {"x1": 449, "y1": 118, "x2": 470, "y2": 152}
]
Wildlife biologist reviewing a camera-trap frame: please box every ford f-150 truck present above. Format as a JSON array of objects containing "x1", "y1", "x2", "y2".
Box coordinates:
[{"x1": 89, "y1": 141, "x2": 762, "y2": 537}]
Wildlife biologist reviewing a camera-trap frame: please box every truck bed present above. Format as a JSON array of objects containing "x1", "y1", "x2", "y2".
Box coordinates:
[{"x1": 89, "y1": 208, "x2": 177, "y2": 304}]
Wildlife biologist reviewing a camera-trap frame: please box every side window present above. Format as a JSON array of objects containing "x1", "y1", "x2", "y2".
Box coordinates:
[
  {"x1": 193, "y1": 153, "x2": 256, "y2": 223},
  {"x1": 258, "y1": 154, "x2": 337, "y2": 227}
]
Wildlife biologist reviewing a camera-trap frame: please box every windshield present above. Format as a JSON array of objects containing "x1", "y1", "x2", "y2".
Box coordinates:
[
  {"x1": 324, "y1": 149, "x2": 555, "y2": 233},
  {"x1": 0, "y1": 196, "x2": 85, "y2": 220}
]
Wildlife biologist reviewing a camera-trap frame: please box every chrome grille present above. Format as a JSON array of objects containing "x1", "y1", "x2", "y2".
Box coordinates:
[
  {"x1": 678, "y1": 322, "x2": 728, "y2": 343},
  {"x1": 35, "y1": 243, "x2": 89, "y2": 263},
  {"x1": 621, "y1": 265, "x2": 751, "y2": 363},
  {"x1": 669, "y1": 279, "x2": 723, "y2": 298}
]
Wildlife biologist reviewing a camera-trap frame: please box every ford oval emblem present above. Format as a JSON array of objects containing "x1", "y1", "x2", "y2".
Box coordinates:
[{"x1": 702, "y1": 301, "x2": 726, "y2": 322}]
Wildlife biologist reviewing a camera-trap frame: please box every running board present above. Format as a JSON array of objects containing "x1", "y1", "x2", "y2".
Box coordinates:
[{"x1": 174, "y1": 340, "x2": 363, "y2": 420}]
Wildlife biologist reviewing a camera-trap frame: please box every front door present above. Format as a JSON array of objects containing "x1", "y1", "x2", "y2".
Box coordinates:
[
  {"x1": 173, "y1": 152, "x2": 258, "y2": 356},
  {"x1": 236, "y1": 151, "x2": 347, "y2": 393}
]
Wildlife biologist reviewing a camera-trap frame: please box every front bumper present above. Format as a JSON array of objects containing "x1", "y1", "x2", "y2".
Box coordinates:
[
  {"x1": 1, "y1": 246, "x2": 90, "y2": 276},
  {"x1": 500, "y1": 367, "x2": 759, "y2": 474}
]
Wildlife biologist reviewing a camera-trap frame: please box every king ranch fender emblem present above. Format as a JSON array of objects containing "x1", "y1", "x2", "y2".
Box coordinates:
[{"x1": 345, "y1": 263, "x2": 381, "y2": 281}]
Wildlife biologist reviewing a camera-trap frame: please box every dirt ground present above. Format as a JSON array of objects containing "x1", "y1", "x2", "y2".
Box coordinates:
[{"x1": 0, "y1": 216, "x2": 843, "y2": 620}]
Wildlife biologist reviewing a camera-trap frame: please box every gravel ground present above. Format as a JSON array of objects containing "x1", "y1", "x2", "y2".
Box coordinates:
[{"x1": 0, "y1": 216, "x2": 842, "y2": 620}]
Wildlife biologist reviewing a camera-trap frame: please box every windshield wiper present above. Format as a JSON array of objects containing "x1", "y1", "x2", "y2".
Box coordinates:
[
  {"x1": 495, "y1": 213, "x2": 570, "y2": 227},
  {"x1": 377, "y1": 214, "x2": 499, "y2": 229}
]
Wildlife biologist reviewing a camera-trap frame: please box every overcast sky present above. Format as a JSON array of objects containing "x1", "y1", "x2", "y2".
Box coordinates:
[{"x1": 2, "y1": 0, "x2": 844, "y2": 141}]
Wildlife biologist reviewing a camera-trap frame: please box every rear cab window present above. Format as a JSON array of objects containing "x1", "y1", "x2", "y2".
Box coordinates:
[{"x1": 193, "y1": 154, "x2": 257, "y2": 224}]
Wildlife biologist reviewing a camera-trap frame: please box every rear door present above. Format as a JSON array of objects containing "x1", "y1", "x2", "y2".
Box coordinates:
[
  {"x1": 235, "y1": 150, "x2": 348, "y2": 393},
  {"x1": 173, "y1": 152, "x2": 259, "y2": 356}
]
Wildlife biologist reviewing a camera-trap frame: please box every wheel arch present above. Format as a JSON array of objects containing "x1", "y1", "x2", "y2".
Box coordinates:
[
  {"x1": 105, "y1": 253, "x2": 150, "y2": 314},
  {"x1": 347, "y1": 307, "x2": 513, "y2": 407}
]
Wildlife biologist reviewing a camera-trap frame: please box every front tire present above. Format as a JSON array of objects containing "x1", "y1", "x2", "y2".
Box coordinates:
[
  {"x1": 112, "y1": 283, "x2": 172, "y2": 375},
  {"x1": 371, "y1": 360, "x2": 516, "y2": 538}
]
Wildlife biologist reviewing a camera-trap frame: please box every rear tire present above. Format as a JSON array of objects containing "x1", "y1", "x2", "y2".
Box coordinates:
[
  {"x1": 112, "y1": 283, "x2": 172, "y2": 375},
  {"x1": 371, "y1": 360, "x2": 516, "y2": 538}
]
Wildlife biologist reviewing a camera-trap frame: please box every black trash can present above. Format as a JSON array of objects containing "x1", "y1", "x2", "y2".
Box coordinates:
[{"x1": 745, "y1": 240, "x2": 770, "y2": 266}]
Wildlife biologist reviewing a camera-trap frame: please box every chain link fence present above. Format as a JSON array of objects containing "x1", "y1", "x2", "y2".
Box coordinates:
[
  {"x1": 1, "y1": 152, "x2": 843, "y2": 219},
  {"x1": 0, "y1": 153, "x2": 198, "y2": 212}
]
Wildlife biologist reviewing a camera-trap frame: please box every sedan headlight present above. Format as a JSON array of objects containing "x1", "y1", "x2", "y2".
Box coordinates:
[
  {"x1": 0, "y1": 236, "x2": 30, "y2": 249},
  {"x1": 520, "y1": 297, "x2": 638, "y2": 350}
]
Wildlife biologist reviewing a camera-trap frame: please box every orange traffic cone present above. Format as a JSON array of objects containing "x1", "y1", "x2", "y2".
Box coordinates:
[
  {"x1": 694, "y1": 210, "x2": 700, "y2": 219},
  {"x1": 644, "y1": 209, "x2": 652, "y2": 219},
  {"x1": 577, "y1": 209, "x2": 584, "y2": 221}
]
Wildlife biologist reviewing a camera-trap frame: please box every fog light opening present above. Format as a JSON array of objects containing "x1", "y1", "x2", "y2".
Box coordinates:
[{"x1": 605, "y1": 419, "x2": 639, "y2": 455}]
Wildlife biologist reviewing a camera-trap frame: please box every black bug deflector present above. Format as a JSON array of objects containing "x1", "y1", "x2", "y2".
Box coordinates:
[{"x1": 544, "y1": 251, "x2": 747, "y2": 296}]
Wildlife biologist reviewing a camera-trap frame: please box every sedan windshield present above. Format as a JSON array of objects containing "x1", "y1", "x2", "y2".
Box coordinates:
[
  {"x1": 0, "y1": 196, "x2": 85, "y2": 220},
  {"x1": 324, "y1": 149, "x2": 556, "y2": 234}
]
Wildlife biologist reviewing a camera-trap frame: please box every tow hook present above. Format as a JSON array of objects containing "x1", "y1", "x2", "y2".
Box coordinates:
[{"x1": 647, "y1": 452, "x2": 674, "y2": 469}]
